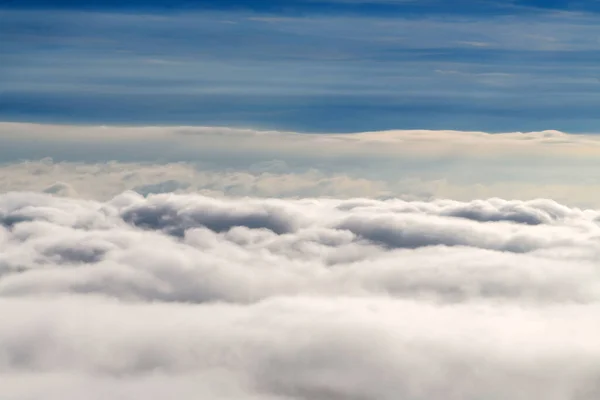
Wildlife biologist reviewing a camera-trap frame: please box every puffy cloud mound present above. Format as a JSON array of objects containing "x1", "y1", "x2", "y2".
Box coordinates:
[{"x1": 1, "y1": 191, "x2": 600, "y2": 399}]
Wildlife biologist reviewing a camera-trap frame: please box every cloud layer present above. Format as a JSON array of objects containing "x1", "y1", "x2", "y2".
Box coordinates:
[
  {"x1": 2, "y1": 191, "x2": 600, "y2": 399},
  {"x1": 4, "y1": 122, "x2": 600, "y2": 207},
  {"x1": 3, "y1": 122, "x2": 599, "y2": 159},
  {"x1": 0, "y1": 159, "x2": 391, "y2": 200}
]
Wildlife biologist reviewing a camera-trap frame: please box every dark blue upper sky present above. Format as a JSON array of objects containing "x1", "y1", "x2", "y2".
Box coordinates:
[
  {"x1": 3, "y1": 0, "x2": 600, "y2": 15},
  {"x1": 3, "y1": 0, "x2": 600, "y2": 132}
]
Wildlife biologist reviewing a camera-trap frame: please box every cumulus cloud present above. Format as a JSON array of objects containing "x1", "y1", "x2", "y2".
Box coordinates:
[{"x1": 2, "y1": 191, "x2": 600, "y2": 399}]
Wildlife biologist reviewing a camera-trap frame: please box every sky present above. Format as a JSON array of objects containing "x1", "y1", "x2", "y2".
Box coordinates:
[
  {"x1": 5, "y1": 2, "x2": 600, "y2": 399},
  {"x1": 4, "y1": 0, "x2": 600, "y2": 132}
]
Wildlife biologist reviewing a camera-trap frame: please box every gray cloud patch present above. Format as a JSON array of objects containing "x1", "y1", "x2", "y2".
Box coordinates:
[
  {"x1": 1, "y1": 191, "x2": 600, "y2": 399},
  {"x1": 120, "y1": 195, "x2": 299, "y2": 236}
]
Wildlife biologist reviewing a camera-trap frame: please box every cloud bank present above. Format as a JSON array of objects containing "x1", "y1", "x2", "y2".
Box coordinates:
[
  {"x1": 3, "y1": 122, "x2": 600, "y2": 207},
  {"x1": 0, "y1": 159, "x2": 391, "y2": 200},
  {"x1": 3, "y1": 122, "x2": 599, "y2": 159},
  {"x1": 2, "y1": 191, "x2": 600, "y2": 399}
]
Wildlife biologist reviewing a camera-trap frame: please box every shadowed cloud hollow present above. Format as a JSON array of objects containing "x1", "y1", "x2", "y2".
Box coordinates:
[{"x1": 1, "y1": 191, "x2": 600, "y2": 399}]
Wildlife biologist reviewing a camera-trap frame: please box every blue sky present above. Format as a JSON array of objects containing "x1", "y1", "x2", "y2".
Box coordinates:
[{"x1": 3, "y1": 0, "x2": 600, "y2": 132}]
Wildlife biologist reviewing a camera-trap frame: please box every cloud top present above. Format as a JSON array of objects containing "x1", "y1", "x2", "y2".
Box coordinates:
[
  {"x1": 1, "y1": 191, "x2": 599, "y2": 303},
  {"x1": 2, "y1": 191, "x2": 600, "y2": 399}
]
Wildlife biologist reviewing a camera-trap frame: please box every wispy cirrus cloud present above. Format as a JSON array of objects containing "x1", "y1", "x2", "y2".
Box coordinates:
[{"x1": 3, "y1": 7, "x2": 600, "y2": 131}]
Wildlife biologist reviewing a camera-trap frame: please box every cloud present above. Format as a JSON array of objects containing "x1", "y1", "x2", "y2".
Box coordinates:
[
  {"x1": 0, "y1": 159, "x2": 391, "y2": 200},
  {"x1": 4, "y1": 157, "x2": 600, "y2": 208},
  {"x1": 6, "y1": 9, "x2": 600, "y2": 133},
  {"x1": 3, "y1": 122, "x2": 600, "y2": 397},
  {"x1": 3, "y1": 296, "x2": 600, "y2": 400},
  {"x1": 3, "y1": 122, "x2": 600, "y2": 163},
  {"x1": 1, "y1": 191, "x2": 600, "y2": 398}
]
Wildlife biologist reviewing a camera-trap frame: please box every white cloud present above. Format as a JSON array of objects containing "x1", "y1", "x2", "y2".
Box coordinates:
[
  {"x1": 1, "y1": 191, "x2": 600, "y2": 398},
  {"x1": 3, "y1": 122, "x2": 600, "y2": 397}
]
